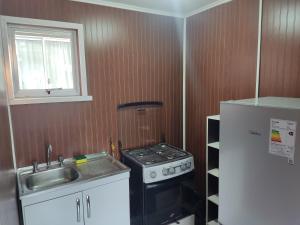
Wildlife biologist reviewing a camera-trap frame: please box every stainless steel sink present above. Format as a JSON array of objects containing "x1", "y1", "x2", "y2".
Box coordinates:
[
  {"x1": 18, "y1": 153, "x2": 130, "y2": 197},
  {"x1": 25, "y1": 167, "x2": 79, "y2": 191}
]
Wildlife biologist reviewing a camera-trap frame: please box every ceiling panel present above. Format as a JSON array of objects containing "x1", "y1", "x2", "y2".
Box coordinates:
[{"x1": 71, "y1": 0, "x2": 225, "y2": 16}]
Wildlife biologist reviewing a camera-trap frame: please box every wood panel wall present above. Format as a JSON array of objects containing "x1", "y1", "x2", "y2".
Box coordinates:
[
  {"x1": 186, "y1": 0, "x2": 259, "y2": 193},
  {"x1": 0, "y1": 68, "x2": 12, "y2": 170},
  {"x1": 0, "y1": 0, "x2": 183, "y2": 167},
  {"x1": 259, "y1": 0, "x2": 300, "y2": 97}
]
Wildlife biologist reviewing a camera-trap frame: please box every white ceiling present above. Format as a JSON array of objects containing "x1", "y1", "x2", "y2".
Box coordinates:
[{"x1": 71, "y1": 0, "x2": 229, "y2": 17}]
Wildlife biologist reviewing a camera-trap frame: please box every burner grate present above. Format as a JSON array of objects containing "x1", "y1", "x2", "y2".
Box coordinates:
[{"x1": 126, "y1": 144, "x2": 188, "y2": 165}]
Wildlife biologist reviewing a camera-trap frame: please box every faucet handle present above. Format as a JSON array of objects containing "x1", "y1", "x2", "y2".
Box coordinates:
[
  {"x1": 58, "y1": 155, "x2": 64, "y2": 167},
  {"x1": 32, "y1": 161, "x2": 39, "y2": 173}
]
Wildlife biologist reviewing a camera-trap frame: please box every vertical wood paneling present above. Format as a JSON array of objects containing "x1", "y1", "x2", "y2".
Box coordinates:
[
  {"x1": 0, "y1": 0, "x2": 183, "y2": 167},
  {"x1": 0, "y1": 49, "x2": 13, "y2": 170},
  {"x1": 186, "y1": 0, "x2": 259, "y2": 193},
  {"x1": 260, "y1": 0, "x2": 300, "y2": 97}
]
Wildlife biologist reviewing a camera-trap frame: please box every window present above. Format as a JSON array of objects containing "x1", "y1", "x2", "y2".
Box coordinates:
[{"x1": 0, "y1": 16, "x2": 92, "y2": 105}]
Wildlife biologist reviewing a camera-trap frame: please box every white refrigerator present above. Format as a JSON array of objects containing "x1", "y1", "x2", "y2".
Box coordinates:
[{"x1": 219, "y1": 97, "x2": 300, "y2": 225}]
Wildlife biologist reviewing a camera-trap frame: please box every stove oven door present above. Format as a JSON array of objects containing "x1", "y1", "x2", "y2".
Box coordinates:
[{"x1": 143, "y1": 172, "x2": 195, "y2": 225}]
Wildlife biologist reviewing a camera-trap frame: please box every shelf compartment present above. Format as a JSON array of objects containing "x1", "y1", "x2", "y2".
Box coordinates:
[
  {"x1": 208, "y1": 194, "x2": 219, "y2": 205},
  {"x1": 208, "y1": 168, "x2": 219, "y2": 178},
  {"x1": 207, "y1": 200, "x2": 218, "y2": 222},
  {"x1": 208, "y1": 149, "x2": 219, "y2": 171},
  {"x1": 207, "y1": 175, "x2": 218, "y2": 196},
  {"x1": 208, "y1": 119, "x2": 220, "y2": 143},
  {"x1": 208, "y1": 142, "x2": 219, "y2": 150}
]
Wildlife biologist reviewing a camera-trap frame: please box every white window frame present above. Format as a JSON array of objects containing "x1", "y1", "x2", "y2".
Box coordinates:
[{"x1": 0, "y1": 16, "x2": 92, "y2": 105}]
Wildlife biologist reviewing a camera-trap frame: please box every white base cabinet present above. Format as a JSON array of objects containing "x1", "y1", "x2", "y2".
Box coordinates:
[
  {"x1": 24, "y1": 192, "x2": 84, "y2": 225},
  {"x1": 22, "y1": 175, "x2": 130, "y2": 225},
  {"x1": 83, "y1": 179, "x2": 130, "y2": 225}
]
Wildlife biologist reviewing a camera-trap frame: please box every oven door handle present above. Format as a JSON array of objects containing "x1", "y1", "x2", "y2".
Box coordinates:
[
  {"x1": 145, "y1": 173, "x2": 194, "y2": 191},
  {"x1": 145, "y1": 180, "x2": 181, "y2": 190}
]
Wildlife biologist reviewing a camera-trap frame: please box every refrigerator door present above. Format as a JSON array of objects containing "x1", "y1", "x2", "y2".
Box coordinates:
[{"x1": 219, "y1": 102, "x2": 300, "y2": 225}]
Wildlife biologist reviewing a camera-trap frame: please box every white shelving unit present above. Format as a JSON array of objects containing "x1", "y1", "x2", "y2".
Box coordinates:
[{"x1": 206, "y1": 115, "x2": 220, "y2": 224}]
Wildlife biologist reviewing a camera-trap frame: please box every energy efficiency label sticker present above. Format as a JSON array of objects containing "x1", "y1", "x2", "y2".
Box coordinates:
[{"x1": 269, "y1": 119, "x2": 297, "y2": 164}]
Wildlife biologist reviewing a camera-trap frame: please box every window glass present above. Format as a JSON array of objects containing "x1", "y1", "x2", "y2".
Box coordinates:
[
  {"x1": 15, "y1": 35, "x2": 45, "y2": 89},
  {"x1": 44, "y1": 38, "x2": 73, "y2": 89},
  {"x1": 15, "y1": 33, "x2": 74, "y2": 91}
]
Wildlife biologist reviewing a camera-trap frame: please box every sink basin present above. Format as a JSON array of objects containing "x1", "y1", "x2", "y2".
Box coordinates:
[{"x1": 25, "y1": 167, "x2": 79, "y2": 191}]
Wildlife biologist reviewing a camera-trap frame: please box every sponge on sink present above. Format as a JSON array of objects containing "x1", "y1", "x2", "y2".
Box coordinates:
[{"x1": 74, "y1": 155, "x2": 87, "y2": 164}]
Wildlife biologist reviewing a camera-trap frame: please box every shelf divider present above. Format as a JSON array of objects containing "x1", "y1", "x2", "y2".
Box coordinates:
[
  {"x1": 208, "y1": 141, "x2": 219, "y2": 150},
  {"x1": 208, "y1": 194, "x2": 219, "y2": 206},
  {"x1": 208, "y1": 220, "x2": 219, "y2": 225},
  {"x1": 208, "y1": 168, "x2": 219, "y2": 178}
]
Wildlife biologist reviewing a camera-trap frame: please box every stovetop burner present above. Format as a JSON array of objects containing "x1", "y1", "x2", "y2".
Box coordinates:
[{"x1": 126, "y1": 144, "x2": 188, "y2": 165}]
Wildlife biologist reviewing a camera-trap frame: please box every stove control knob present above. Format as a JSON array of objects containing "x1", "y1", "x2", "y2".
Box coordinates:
[
  {"x1": 169, "y1": 167, "x2": 175, "y2": 175},
  {"x1": 180, "y1": 163, "x2": 187, "y2": 171},
  {"x1": 162, "y1": 168, "x2": 169, "y2": 176},
  {"x1": 186, "y1": 161, "x2": 192, "y2": 169},
  {"x1": 150, "y1": 171, "x2": 157, "y2": 179}
]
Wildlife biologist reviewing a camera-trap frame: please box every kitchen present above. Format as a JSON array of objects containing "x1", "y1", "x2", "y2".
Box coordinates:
[{"x1": 0, "y1": 0, "x2": 299, "y2": 225}]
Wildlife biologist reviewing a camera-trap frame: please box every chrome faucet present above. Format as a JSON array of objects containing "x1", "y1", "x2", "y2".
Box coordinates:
[
  {"x1": 58, "y1": 155, "x2": 64, "y2": 167},
  {"x1": 47, "y1": 144, "x2": 53, "y2": 168},
  {"x1": 32, "y1": 161, "x2": 39, "y2": 173}
]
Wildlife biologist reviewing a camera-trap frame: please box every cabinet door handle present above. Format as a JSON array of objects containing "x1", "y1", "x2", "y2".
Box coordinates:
[
  {"x1": 76, "y1": 198, "x2": 81, "y2": 222},
  {"x1": 86, "y1": 195, "x2": 91, "y2": 218}
]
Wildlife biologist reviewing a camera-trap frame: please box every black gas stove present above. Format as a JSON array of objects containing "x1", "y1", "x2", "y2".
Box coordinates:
[{"x1": 121, "y1": 143, "x2": 196, "y2": 225}]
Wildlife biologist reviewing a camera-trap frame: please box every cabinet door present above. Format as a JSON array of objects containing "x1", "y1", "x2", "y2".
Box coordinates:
[
  {"x1": 24, "y1": 192, "x2": 84, "y2": 225},
  {"x1": 83, "y1": 179, "x2": 130, "y2": 225}
]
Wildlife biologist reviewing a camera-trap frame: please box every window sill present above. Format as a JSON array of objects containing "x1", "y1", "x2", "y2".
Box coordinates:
[{"x1": 9, "y1": 96, "x2": 93, "y2": 105}]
